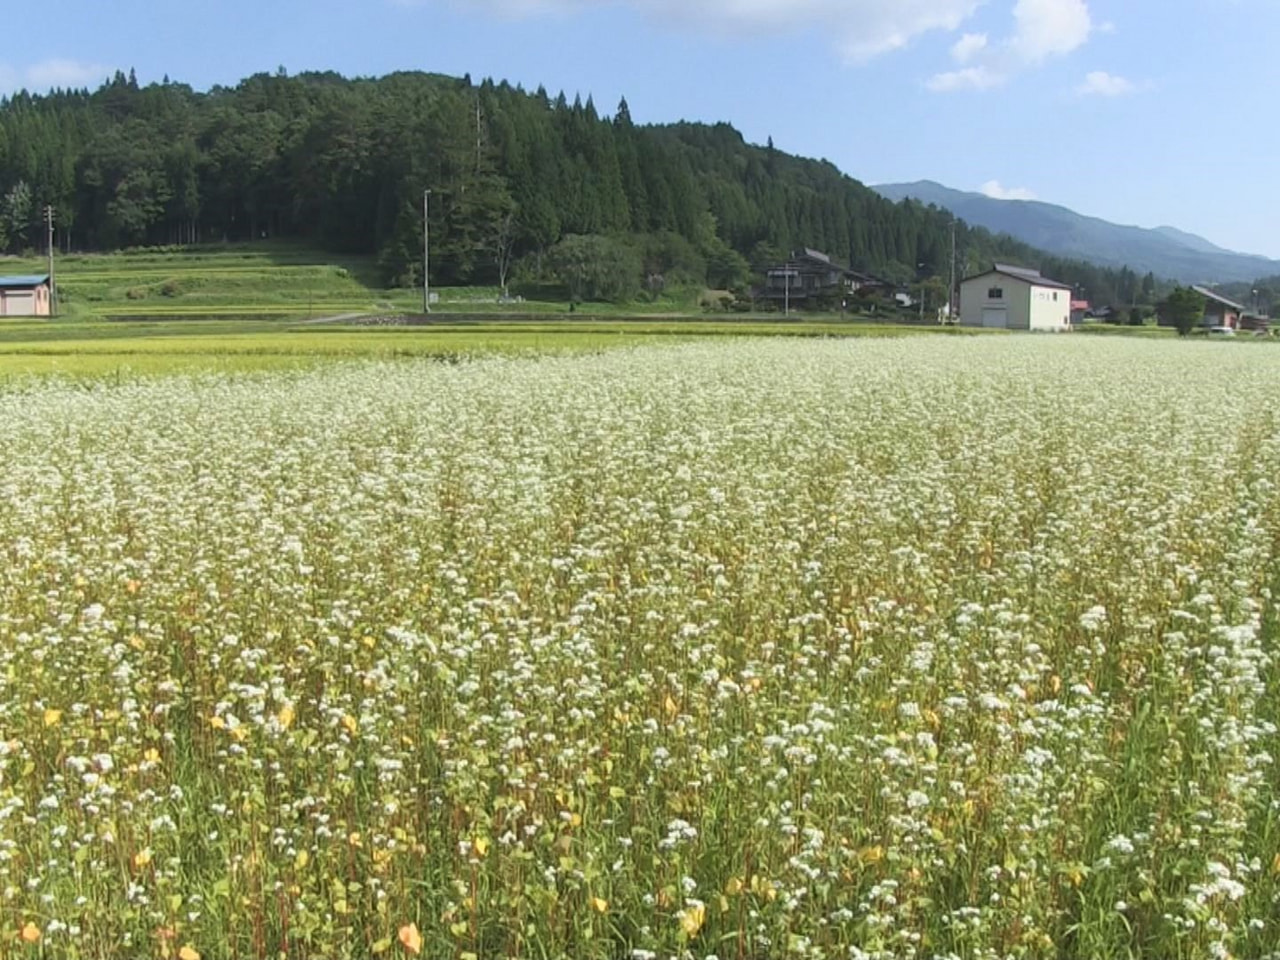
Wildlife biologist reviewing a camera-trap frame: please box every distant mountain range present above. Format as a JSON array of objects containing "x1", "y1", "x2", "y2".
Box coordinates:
[{"x1": 873, "y1": 180, "x2": 1279, "y2": 285}]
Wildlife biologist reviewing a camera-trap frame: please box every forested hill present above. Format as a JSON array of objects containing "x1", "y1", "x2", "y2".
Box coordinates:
[{"x1": 1, "y1": 68, "x2": 1147, "y2": 303}]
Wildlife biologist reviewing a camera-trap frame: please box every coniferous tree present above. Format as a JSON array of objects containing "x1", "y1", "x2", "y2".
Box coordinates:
[{"x1": 0, "y1": 67, "x2": 1161, "y2": 298}]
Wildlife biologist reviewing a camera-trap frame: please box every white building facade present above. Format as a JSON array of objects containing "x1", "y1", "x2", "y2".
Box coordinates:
[{"x1": 959, "y1": 265, "x2": 1072, "y2": 332}]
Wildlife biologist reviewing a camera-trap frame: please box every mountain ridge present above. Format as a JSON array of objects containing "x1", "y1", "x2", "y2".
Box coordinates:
[{"x1": 873, "y1": 180, "x2": 1278, "y2": 285}]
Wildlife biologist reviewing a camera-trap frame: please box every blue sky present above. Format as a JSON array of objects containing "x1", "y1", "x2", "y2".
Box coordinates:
[{"x1": 7, "y1": 0, "x2": 1280, "y2": 257}]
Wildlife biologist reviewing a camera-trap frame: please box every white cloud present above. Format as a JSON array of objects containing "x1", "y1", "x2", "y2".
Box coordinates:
[
  {"x1": 928, "y1": 0, "x2": 1093, "y2": 92},
  {"x1": 0, "y1": 58, "x2": 109, "y2": 94},
  {"x1": 951, "y1": 32, "x2": 989, "y2": 63},
  {"x1": 441, "y1": 0, "x2": 986, "y2": 62},
  {"x1": 927, "y1": 66, "x2": 1002, "y2": 91},
  {"x1": 1012, "y1": 0, "x2": 1091, "y2": 60},
  {"x1": 980, "y1": 180, "x2": 1038, "y2": 201},
  {"x1": 1076, "y1": 70, "x2": 1135, "y2": 96}
]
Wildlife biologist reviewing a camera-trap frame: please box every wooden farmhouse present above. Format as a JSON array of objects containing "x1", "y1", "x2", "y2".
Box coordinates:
[
  {"x1": 1188, "y1": 286, "x2": 1268, "y2": 332},
  {"x1": 761, "y1": 249, "x2": 892, "y2": 309}
]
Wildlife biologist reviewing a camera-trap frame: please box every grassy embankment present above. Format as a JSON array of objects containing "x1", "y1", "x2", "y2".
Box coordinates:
[{"x1": 0, "y1": 243, "x2": 986, "y2": 377}]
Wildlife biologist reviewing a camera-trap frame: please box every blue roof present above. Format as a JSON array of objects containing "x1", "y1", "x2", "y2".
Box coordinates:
[{"x1": 0, "y1": 275, "x2": 50, "y2": 289}]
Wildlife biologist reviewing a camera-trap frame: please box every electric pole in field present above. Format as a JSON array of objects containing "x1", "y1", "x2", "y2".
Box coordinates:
[
  {"x1": 948, "y1": 219, "x2": 957, "y2": 323},
  {"x1": 423, "y1": 189, "x2": 432, "y2": 315},
  {"x1": 45, "y1": 205, "x2": 57, "y2": 317}
]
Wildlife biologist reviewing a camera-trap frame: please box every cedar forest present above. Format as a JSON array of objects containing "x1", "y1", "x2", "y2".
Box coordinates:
[{"x1": 0, "y1": 68, "x2": 1160, "y2": 306}]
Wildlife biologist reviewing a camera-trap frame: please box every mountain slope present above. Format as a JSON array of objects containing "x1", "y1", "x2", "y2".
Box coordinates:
[
  {"x1": 874, "y1": 181, "x2": 1278, "y2": 284},
  {"x1": 0, "y1": 70, "x2": 1149, "y2": 306}
]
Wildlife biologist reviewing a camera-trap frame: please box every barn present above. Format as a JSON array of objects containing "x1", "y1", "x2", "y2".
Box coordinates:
[
  {"x1": 0, "y1": 275, "x2": 53, "y2": 317},
  {"x1": 959, "y1": 264, "x2": 1072, "y2": 332}
]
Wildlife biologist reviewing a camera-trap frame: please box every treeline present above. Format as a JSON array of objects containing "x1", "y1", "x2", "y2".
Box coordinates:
[{"x1": 1, "y1": 68, "x2": 1151, "y2": 303}]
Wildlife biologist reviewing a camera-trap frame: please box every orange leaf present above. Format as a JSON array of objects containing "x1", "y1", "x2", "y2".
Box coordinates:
[
  {"x1": 179, "y1": 946, "x2": 202, "y2": 960},
  {"x1": 398, "y1": 922, "x2": 422, "y2": 955},
  {"x1": 20, "y1": 922, "x2": 40, "y2": 944}
]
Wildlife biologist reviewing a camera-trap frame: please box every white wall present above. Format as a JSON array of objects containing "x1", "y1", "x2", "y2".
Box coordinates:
[
  {"x1": 959, "y1": 275, "x2": 1032, "y2": 330},
  {"x1": 1028, "y1": 284, "x2": 1072, "y2": 331}
]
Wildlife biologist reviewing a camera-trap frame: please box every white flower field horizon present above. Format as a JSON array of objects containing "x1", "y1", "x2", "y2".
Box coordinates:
[{"x1": 0, "y1": 337, "x2": 1278, "y2": 960}]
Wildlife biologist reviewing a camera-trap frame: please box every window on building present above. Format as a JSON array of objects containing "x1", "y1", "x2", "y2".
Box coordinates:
[
  {"x1": 1053, "y1": 291, "x2": 1059, "y2": 301},
  {"x1": 988, "y1": 287, "x2": 1004, "y2": 299}
]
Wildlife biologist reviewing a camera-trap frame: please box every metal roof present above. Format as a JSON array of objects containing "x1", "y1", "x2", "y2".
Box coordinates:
[
  {"x1": 962, "y1": 266, "x2": 1073, "y2": 291},
  {"x1": 0, "y1": 275, "x2": 50, "y2": 289},
  {"x1": 993, "y1": 263, "x2": 1043, "y2": 281},
  {"x1": 1192, "y1": 285, "x2": 1247, "y2": 312}
]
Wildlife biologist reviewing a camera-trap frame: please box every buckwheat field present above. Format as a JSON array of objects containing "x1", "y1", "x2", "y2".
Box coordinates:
[{"x1": 2, "y1": 337, "x2": 1279, "y2": 960}]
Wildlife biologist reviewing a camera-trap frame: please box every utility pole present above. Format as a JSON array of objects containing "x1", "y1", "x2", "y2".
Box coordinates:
[
  {"x1": 917, "y1": 261, "x2": 926, "y2": 323},
  {"x1": 45, "y1": 205, "x2": 57, "y2": 317},
  {"x1": 784, "y1": 268, "x2": 790, "y2": 317},
  {"x1": 423, "y1": 189, "x2": 432, "y2": 315},
  {"x1": 948, "y1": 219, "x2": 957, "y2": 323}
]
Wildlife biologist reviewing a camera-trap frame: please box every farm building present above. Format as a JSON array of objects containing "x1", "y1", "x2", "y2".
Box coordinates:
[
  {"x1": 1186, "y1": 285, "x2": 1269, "y2": 332},
  {"x1": 959, "y1": 264, "x2": 1072, "y2": 331},
  {"x1": 761, "y1": 249, "x2": 893, "y2": 310},
  {"x1": 0, "y1": 275, "x2": 52, "y2": 317}
]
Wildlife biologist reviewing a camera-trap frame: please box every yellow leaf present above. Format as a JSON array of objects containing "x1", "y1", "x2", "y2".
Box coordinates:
[
  {"x1": 398, "y1": 922, "x2": 423, "y2": 955},
  {"x1": 664, "y1": 695, "x2": 679, "y2": 718},
  {"x1": 20, "y1": 922, "x2": 40, "y2": 944},
  {"x1": 570, "y1": 812, "x2": 582, "y2": 828},
  {"x1": 590, "y1": 896, "x2": 608, "y2": 914},
  {"x1": 724, "y1": 877, "x2": 744, "y2": 896},
  {"x1": 342, "y1": 714, "x2": 359, "y2": 735},
  {"x1": 143, "y1": 747, "x2": 161, "y2": 764},
  {"x1": 362, "y1": 635, "x2": 377, "y2": 649},
  {"x1": 178, "y1": 946, "x2": 201, "y2": 960},
  {"x1": 858, "y1": 845, "x2": 884, "y2": 865},
  {"x1": 42, "y1": 708, "x2": 62, "y2": 727},
  {"x1": 473, "y1": 836, "x2": 490, "y2": 857},
  {"x1": 230, "y1": 726, "x2": 248, "y2": 743},
  {"x1": 677, "y1": 901, "x2": 706, "y2": 938},
  {"x1": 372, "y1": 938, "x2": 393, "y2": 955},
  {"x1": 208, "y1": 715, "x2": 225, "y2": 730},
  {"x1": 1272, "y1": 852, "x2": 1280, "y2": 877},
  {"x1": 134, "y1": 848, "x2": 153, "y2": 868},
  {"x1": 295, "y1": 849, "x2": 309, "y2": 870},
  {"x1": 277, "y1": 704, "x2": 295, "y2": 730}
]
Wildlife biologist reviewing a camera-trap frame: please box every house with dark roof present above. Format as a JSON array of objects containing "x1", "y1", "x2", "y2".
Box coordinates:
[
  {"x1": 959, "y1": 264, "x2": 1072, "y2": 331},
  {"x1": 1188, "y1": 285, "x2": 1268, "y2": 332},
  {"x1": 761, "y1": 249, "x2": 892, "y2": 311},
  {"x1": 0, "y1": 275, "x2": 52, "y2": 317}
]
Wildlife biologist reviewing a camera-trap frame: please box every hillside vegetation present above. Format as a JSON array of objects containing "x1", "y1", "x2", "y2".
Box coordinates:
[{"x1": 3, "y1": 69, "x2": 1144, "y2": 304}]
